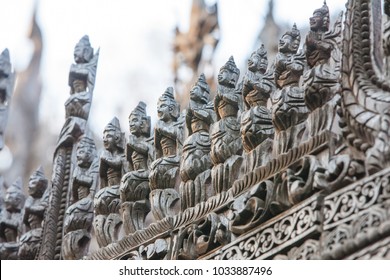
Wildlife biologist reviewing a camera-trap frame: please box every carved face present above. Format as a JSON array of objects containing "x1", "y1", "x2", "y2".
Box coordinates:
[
  {"x1": 157, "y1": 99, "x2": 172, "y2": 122},
  {"x1": 74, "y1": 45, "x2": 86, "y2": 63},
  {"x1": 248, "y1": 53, "x2": 267, "y2": 73},
  {"x1": 76, "y1": 145, "x2": 93, "y2": 168},
  {"x1": 5, "y1": 187, "x2": 23, "y2": 212},
  {"x1": 278, "y1": 34, "x2": 298, "y2": 54},
  {"x1": 129, "y1": 114, "x2": 143, "y2": 136},
  {"x1": 103, "y1": 129, "x2": 119, "y2": 152},
  {"x1": 310, "y1": 11, "x2": 324, "y2": 31},
  {"x1": 190, "y1": 85, "x2": 207, "y2": 103},
  {"x1": 28, "y1": 177, "x2": 47, "y2": 198},
  {"x1": 218, "y1": 69, "x2": 238, "y2": 87},
  {"x1": 74, "y1": 43, "x2": 93, "y2": 64}
]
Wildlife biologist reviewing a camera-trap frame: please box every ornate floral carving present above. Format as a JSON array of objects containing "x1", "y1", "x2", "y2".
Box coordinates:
[
  {"x1": 206, "y1": 195, "x2": 321, "y2": 260},
  {"x1": 323, "y1": 168, "x2": 390, "y2": 229},
  {"x1": 0, "y1": 178, "x2": 25, "y2": 259},
  {"x1": 273, "y1": 239, "x2": 320, "y2": 260},
  {"x1": 229, "y1": 180, "x2": 274, "y2": 235},
  {"x1": 271, "y1": 155, "x2": 325, "y2": 214},
  {"x1": 18, "y1": 167, "x2": 48, "y2": 260},
  {"x1": 120, "y1": 239, "x2": 168, "y2": 260},
  {"x1": 314, "y1": 154, "x2": 365, "y2": 193},
  {"x1": 339, "y1": 0, "x2": 390, "y2": 175},
  {"x1": 120, "y1": 102, "x2": 153, "y2": 234},
  {"x1": 94, "y1": 117, "x2": 127, "y2": 247},
  {"x1": 180, "y1": 74, "x2": 215, "y2": 209},
  {"x1": 173, "y1": 212, "x2": 230, "y2": 260},
  {"x1": 321, "y1": 205, "x2": 390, "y2": 259}
]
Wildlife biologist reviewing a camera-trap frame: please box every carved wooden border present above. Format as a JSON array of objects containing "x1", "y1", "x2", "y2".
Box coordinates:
[{"x1": 201, "y1": 193, "x2": 323, "y2": 260}]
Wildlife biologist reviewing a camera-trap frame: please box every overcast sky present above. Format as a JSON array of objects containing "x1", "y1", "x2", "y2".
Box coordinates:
[{"x1": 0, "y1": 0, "x2": 346, "y2": 137}]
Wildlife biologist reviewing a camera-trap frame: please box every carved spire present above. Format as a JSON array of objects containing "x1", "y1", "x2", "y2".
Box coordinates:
[
  {"x1": 105, "y1": 116, "x2": 121, "y2": 132},
  {"x1": 189, "y1": 73, "x2": 210, "y2": 106},
  {"x1": 220, "y1": 56, "x2": 240, "y2": 77},
  {"x1": 74, "y1": 35, "x2": 94, "y2": 64},
  {"x1": 196, "y1": 73, "x2": 210, "y2": 95},
  {"x1": 103, "y1": 117, "x2": 125, "y2": 152},
  {"x1": 129, "y1": 101, "x2": 151, "y2": 138},
  {"x1": 130, "y1": 101, "x2": 147, "y2": 118},
  {"x1": 32, "y1": 165, "x2": 45, "y2": 179},
  {"x1": 77, "y1": 133, "x2": 96, "y2": 151},
  {"x1": 255, "y1": 44, "x2": 267, "y2": 57},
  {"x1": 161, "y1": 86, "x2": 175, "y2": 100},
  {"x1": 157, "y1": 87, "x2": 180, "y2": 121}
]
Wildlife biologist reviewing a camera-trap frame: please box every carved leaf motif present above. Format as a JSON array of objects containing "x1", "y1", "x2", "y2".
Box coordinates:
[{"x1": 340, "y1": 0, "x2": 390, "y2": 174}]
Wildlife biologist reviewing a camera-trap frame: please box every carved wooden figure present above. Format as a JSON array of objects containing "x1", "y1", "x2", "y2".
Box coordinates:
[
  {"x1": 94, "y1": 118, "x2": 127, "y2": 247},
  {"x1": 179, "y1": 74, "x2": 215, "y2": 210},
  {"x1": 149, "y1": 87, "x2": 184, "y2": 220},
  {"x1": 272, "y1": 24, "x2": 308, "y2": 131},
  {"x1": 303, "y1": 1, "x2": 342, "y2": 112},
  {"x1": 38, "y1": 35, "x2": 99, "y2": 260},
  {"x1": 18, "y1": 167, "x2": 48, "y2": 260},
  {"x1": 0, "y1": 49, "x2": 15, "y2": 151},
  {"x1": 62, "y1": 136, "x2": 98, "y2": 259},
  {"x1": 57, "y1": 35, "x2": 99, "y2": 148},
  {"x1": 120, "y1": 102, "x2": 153, "y2": 234},
  {"x1": 241, "y1": 44, "x2": 275, "y2": 152},
  {"x1": 0, "y1": 178, "x2": 25, "y2": 259},
  {"x1": 271, "y1": 24, "x2": 309, "y2": 154},
  {"x1": 210, "y1": 56, "x2": 243, "y2": 194},
  {"x1": 73, "y1": 0, "x2": 390, "y2": 261}
]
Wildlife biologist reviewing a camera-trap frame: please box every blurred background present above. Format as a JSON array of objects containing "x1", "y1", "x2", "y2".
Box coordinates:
[{"x1": 0, "y1": 0, "x2": 345, "y2": 188}]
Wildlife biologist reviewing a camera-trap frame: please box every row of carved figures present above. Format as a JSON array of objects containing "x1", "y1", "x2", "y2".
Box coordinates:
[{"x1": 0, "y1": 2, "x2": 345, "y2": 260}]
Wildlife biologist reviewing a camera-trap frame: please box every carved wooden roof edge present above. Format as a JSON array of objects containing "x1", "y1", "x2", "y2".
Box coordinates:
[{"x1": 86, "y1": 130, "x2": 332, "y2": 260}]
